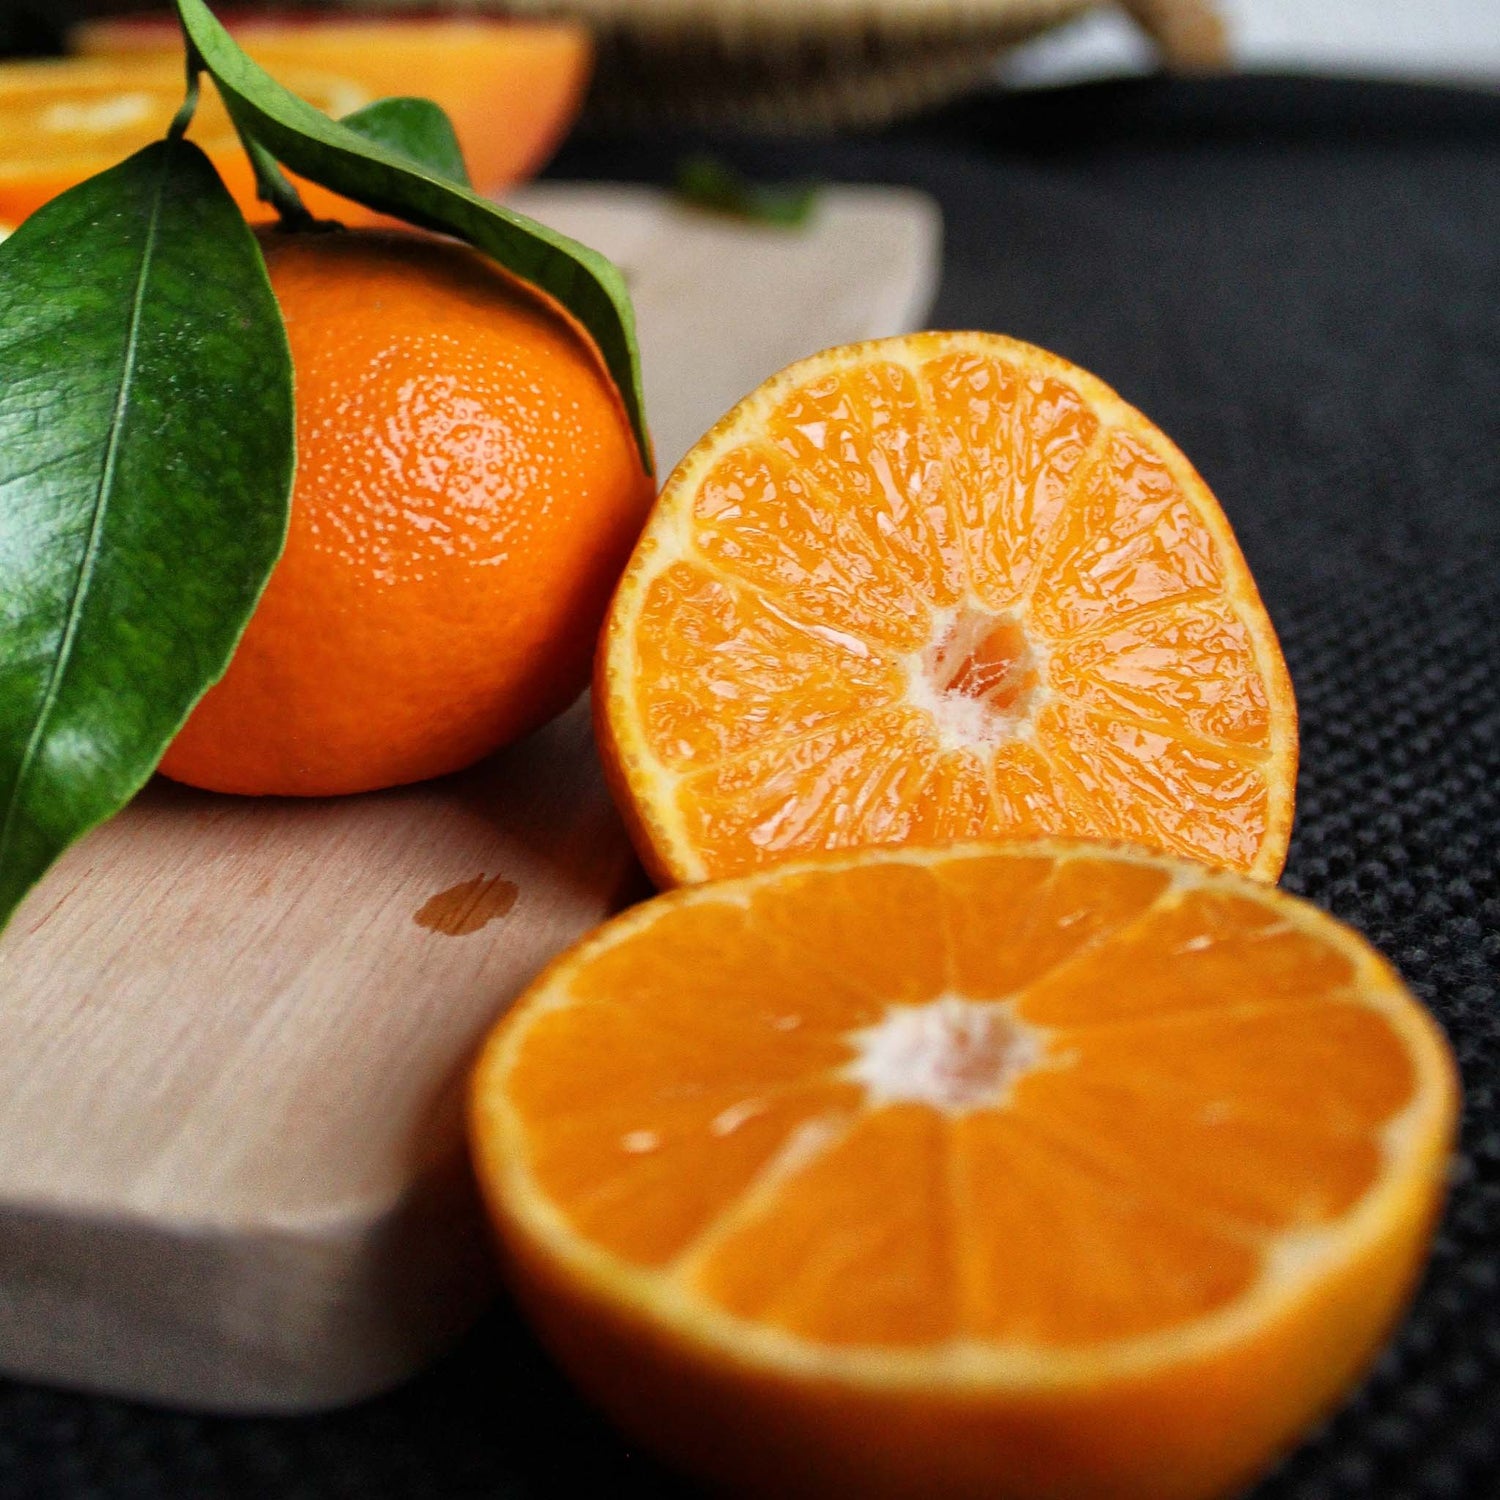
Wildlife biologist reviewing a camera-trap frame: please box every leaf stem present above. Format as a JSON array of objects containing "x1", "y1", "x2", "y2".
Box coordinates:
[
  {"x1": 174, "y1": 0, "x2": 652, "y2": 472},
  {"x1": 167, "y1": 60, "x2": 200, "y2": 144},
  {"x1": 169, "y1": 13, "x2": 323, "y2": 232},
  {"x1": 233, "y1": 115, "x2": 342, "y2": 233}
]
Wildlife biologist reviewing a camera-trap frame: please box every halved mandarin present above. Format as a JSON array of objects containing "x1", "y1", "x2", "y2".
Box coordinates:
[
  {"x1": 73, "y1": 13, "x2": 592, "y2": 200},
  {"x1": 470, "y1": 842, "x2": 1457, "y2": 1500},
  {"x1": 596, "y1": 332, "x2": 1297, "y2": 885},
  {"x1": 0, "y1": 56, "x2": 376, "y2": 226}
]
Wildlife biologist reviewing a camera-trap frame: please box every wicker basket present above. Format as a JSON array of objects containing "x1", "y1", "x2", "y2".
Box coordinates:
[{"x1": 343, "y1": 0, "x2": 1226, "y2": 131}]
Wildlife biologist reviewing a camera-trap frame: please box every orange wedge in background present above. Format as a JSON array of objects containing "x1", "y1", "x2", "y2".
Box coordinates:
[
  {"x1": 74, "y1": 13, "x2": 591, "y2": 197},
  {"x1": 597, "y1": 332, "x2": 1298, "y2": 886},
  {"x1": 0, "y1": 17, "x2": 589, "y2": 227},
  {"x1": 0, "y1": 56, "x2": 372, "y2": 225},
  {"x1": 470, "y1": 841, "x2": 1458, "y2": 1500}
]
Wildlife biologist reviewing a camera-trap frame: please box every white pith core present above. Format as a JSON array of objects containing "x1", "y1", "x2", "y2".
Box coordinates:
[
  {"x1": 844, "y1": 996, "x2": 1047, "y2": 1112},
  {"x1": 903, "y1": 603, "x2": 1049, "y2": 755}
]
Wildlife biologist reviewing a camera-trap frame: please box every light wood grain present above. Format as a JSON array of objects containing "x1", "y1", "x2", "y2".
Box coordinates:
[
  {"x1": 0, "y1": 699, "x2": 636, "y2": 1410},
  {"x1": 0, "y1": 183, "x2": 940, "y2": 1412}
]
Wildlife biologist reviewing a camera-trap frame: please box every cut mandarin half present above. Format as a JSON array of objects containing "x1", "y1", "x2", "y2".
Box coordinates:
[
  {"x1": 470, "y1": 842, "x2": 1457, "y2": 1500},
  {"x1": 73, "y1": 13, "x2": 592, "y2": 199},
  {"x1": 0, "y1": 56, "x2": 376, "y2": 226},
  {"x1": 0, "y1": 17, "x2": 589, "y2": 229},
  {"x1": 597, "y1": 332, "x2": 1297, "y2": 885}
]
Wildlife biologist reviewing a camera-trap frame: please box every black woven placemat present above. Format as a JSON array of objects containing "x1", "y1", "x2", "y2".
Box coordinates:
[{"x1": 1, "y1": 73, "x2": 1496, "y2": 1499}]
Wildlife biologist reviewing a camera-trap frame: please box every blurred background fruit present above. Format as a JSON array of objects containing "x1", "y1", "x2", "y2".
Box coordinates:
[
  {"x1": 0, "y1": 13, "x2": 589, "y2": 226},
  {"x1": 74, "y1": 10, "x2": 591, "y2": 191},
  {"x1": 32, "y1": 1, "x2": 1225, "y2": 137}
]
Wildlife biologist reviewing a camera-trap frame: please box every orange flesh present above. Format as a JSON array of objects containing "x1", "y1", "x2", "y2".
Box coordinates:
[
  {"x1": 609, "y1": 337, "x2": 1295, "y2": 882},
  {"x1": 503, "y1": 850, "x2": 1419, "y2": 1351},
  {"x1": 0, "y1": 58, "x2": 366, "y2": 223},
  {"x1": 0, "y1": 56, "x2": 287, "y2": 160},
  {"x1": 73, "y1": 17, "x2": 591, "y2": 198},
  {"x1": 0, "y1": 22, "x2": 588, "y2": 226}
]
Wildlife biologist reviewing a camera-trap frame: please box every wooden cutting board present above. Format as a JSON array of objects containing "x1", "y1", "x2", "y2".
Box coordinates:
[{"x1": 0, "y1": 184, "x2": 940, "y2": 1413}]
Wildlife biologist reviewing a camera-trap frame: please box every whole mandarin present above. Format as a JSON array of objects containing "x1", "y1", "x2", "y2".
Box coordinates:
[{"x1": 160, "y1": 227, "x2": 653, "y2": 796}]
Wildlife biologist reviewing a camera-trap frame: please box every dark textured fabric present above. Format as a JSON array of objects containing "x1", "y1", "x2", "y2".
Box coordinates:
[{"x1": 1, "y1": 74, "x2": 1497, "y2": 1499}]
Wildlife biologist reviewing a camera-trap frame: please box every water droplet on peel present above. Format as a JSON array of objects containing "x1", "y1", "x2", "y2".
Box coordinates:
[{"x1": 621, "y1": 1130, "x2": 661, "y2": 1154}]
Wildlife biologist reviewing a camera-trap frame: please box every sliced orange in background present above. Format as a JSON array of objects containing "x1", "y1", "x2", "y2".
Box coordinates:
[
  {"x1": 597, "y1": 332, "x2": 1298, "y2": 886},
  {"x1": 0, "y1": 18, "x2": 589, "y2": 227},
  {"x1": 470, "y1": 841, "x2": 1457, "y2": 1500},
  {"x1": 0, "y1": 56, "x2": 368, "y2": 226},
  {"x1": 73, "y1": 12, "x2": 591, "y2": 199}
]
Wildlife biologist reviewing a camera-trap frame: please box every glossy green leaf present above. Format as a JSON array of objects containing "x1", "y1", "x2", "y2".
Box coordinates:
[
  {"x1": 341, "y1": 97, "x2": 471, "y2": 187},
  {"x1": 176, "y1": 0, "x2": 653, "y2": 474},
  {"x1": 0, "y1": 139, "x2": 293, "y2": 932}
]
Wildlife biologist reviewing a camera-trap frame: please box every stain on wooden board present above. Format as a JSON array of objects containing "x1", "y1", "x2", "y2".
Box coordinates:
[{"x1": 414, "y1": 874, "x2": 518, "y2": 936}]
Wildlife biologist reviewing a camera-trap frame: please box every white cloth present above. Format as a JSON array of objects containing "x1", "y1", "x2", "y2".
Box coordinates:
[{"x1": 1001, "y1": 0, "x2": 1500, "y2": 87}]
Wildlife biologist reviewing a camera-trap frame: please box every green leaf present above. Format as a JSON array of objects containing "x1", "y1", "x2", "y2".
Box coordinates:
[
  {"x1": 674, "y1": 154, "x2": 820, "y2": 228},
  {"x1": 341, "y1": 97, "x2": 472, "y2": 188},
  {"x1": 0, "y1": 139, "x2": 293, "y2": 933},
  {"x1": 175, "y1": 0, "x2": 653, "y2": 475}
]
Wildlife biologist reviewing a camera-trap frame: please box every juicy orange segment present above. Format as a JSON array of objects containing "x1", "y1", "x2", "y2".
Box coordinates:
[
  {"x1": 470, "y1": 842, "x2": 1457, "y2": 1500},
  {"x1": 598, "y1": 333, "x2": 1297, "y2": 885}
]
